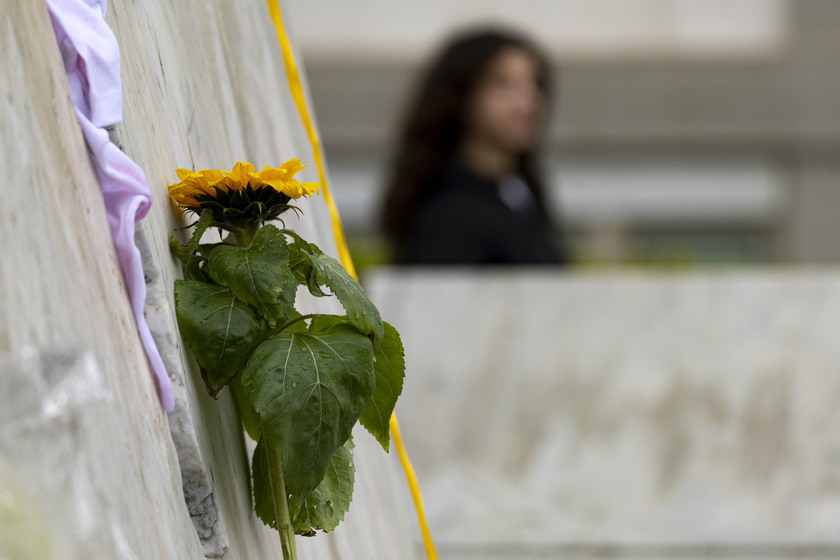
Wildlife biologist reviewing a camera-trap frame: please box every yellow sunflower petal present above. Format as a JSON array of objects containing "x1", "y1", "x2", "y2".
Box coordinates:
[
  {"x1": 168, "y1": 181, "x2": 189, "y2": 195},
  {"x1": 254, "y1": 167, "x2": 288, "y2": 188},
  {"x1": 213, "y1": 176, "x2": 238, "y2": 193},
  {"x1": 225, "y1": 162, "x2": 256, "y2": 186},
  {"x1": 277, "y1": 158, "x2": 307, "y2": 177},
  {"x1": 198, "y1": 168, "x2": 226, "y2": 186},
  {"x1": 175, "y1": 171, "x2": 213, "y2": 191},
  {"x1": 175, "y1": 168, "x2": 199, "y2": 181},
  {"x1": 273, "y1": 178, "x2": 304, "y2": 198},
  {"x1": 300, "y1": 182, "x2": 321, "y2": 196},
  {"x1": 168, "y1": 184, "x2": 202, "y2": 207},
  {"x1": 171, "y1": 196, "x2": 198, "y2": 207},
  {"x1": 255, "y1": 166, "x2": 284, "y2": 180}
]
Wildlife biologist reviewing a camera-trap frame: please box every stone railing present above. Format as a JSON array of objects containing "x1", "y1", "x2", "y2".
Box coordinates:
[{"x1": 367, "y1": 268, "x2": 840, "y2": 559}]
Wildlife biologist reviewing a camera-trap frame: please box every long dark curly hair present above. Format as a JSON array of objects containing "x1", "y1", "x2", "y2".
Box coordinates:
[{"x1": 380, "y1": 28, "x2": 554, "y2": 247}]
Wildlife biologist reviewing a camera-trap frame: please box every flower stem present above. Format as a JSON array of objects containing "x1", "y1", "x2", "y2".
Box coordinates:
[
  {"x1": 232, "y1": 223, "x2": 261, "y2": 248},
  {"x1": 264, "y1": 436, "x2": 297, "y2": 560}
]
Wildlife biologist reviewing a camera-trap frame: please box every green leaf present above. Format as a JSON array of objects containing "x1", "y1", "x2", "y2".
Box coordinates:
[
  {"x1": 284, "y1": 234, "x2": 384, "y2": 344},
  {"x1": 170, "y1": 209, "x2": 214, "y2": 263},
  {"x1": 231, "y1": 376, "x2": 261, "y2": 441},
  {"x1": 359, "y1": 322, "x2": 405, "y2": 451},
  {"x1": 306, "y1": 315, "x2": 404, "y2": 450},
  {"x1": 292, "y1": 437, "x2": 355, "y2": 535},
  {"x1": 252, "y1": 436, "x2": 356, "y2": 536},
  {"x1": 252, "y1": 437, "x2": 276, "y2": 529},
  {"x1": 305, "y1": 314, "x2": 345, "y2": 332},
  {"x1": 284, "y1": 230, "x2": 328, "y2": 298},
  {"x1": 205, "y1": 225, "x2": 297, "y2": 327},
  {"x1": 306, "y1": 316, "x2": 404, "y2": 450},
  {"x1": 174, "y1": 280, "x2": 270, "y2": 396},
  {"x1": 310, "y1": 256, "x2": 383, "y2": 343},
  {"x1": 184, "y1": 255, "x2": 211, "y2": 283},
  {"x1": 242, "y1": 322, "x2": 375, "y2": 515}
]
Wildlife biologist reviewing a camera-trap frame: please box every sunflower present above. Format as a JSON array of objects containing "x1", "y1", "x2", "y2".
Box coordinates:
[{"x1": 168, "y1": 160, "x2": 320, "y2": 239}]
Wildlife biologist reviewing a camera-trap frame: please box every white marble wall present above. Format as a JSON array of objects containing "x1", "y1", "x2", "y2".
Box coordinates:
[
  {"x1": 367, "y1": 268, "x2": 840, "y2": 557},
  {"x1": 1, "y1": 1, "x2": 416, "y2": 559}
]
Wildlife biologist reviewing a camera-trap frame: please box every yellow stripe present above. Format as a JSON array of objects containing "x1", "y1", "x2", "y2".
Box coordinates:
[
  {"x1": 266, "y1": 0, "x2": 356, "y2": 279},
  {"x1": 390, "y1": 414, "x2": 438, "y2": 558},
  {"x1": 265, "y1": 3, "x2": 438, "y2": 559}
]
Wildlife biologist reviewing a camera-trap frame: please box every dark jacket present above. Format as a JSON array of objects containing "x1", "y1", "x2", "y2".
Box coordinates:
[{"x1": 397, "y1": 162, "x2": 565, "y2": 265}]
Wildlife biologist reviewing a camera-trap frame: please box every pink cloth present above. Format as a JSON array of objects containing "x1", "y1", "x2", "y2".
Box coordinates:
[{"x1": 47, "y1": 0, "x2": 174, "y2": 411}]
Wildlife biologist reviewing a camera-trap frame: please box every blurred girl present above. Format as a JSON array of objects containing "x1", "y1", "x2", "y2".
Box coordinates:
[{"x1": 381, "y1": 28, "x2": 565, "y2": 265}]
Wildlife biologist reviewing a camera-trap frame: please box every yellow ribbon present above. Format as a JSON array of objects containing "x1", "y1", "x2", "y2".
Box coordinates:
[{"x1": 265, "y1": 2, "x2": 438, "y2": 558}]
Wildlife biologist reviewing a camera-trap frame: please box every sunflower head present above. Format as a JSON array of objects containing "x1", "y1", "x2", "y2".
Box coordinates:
[{"x1": 168, "y1": 160, "x2": 320, "y2": 235}]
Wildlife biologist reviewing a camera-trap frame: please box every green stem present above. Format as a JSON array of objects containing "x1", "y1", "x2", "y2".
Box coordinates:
[
  {"x1": 232, "y1": 222, "x2": 261, "y2": 248},
  {"x1": 264, "y1": 436, "x2": 297, "y2": 560},
  {"x1": 277, "y1": 313, "x2": 328, "y2": 332}
]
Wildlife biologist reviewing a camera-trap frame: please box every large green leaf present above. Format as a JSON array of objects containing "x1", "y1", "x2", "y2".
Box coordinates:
[
  {"x1": 205, "y1": 225, "x2": 297, "y2": 327},
  {"x1": 252, "y1": 435, "x2": 356, "y2": 536},
  {"x1": 292, "y1": 437, "x2": 355, "y2": 535},
  {"x1": 307, "y1": 316, "x2": 404, "y2": 451},
  {"x1": 170, "y1": 209, "x2": 214, "y2": 263},
  {"x1": 359, "y1": 322, "x2": 405, "y2": 451},
  {"x1": 284, "y1": 235, "x2": 384, "y2": 344},
  {"x1": 241, "y1": 322, "x2": 374, "y2": 515},
  {"x1": 174, "y1": 280, "x2": 269, "y2": 395}
]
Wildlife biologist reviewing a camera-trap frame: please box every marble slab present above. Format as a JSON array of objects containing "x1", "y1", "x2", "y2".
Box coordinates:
[{"x1": 367, "y1": 268, "x2": 840, "y2": 557}]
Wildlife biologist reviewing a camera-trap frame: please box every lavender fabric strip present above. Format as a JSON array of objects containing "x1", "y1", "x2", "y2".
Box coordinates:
[{"x1": 47, "y1": 0, "x2": 175, "y2": 411}]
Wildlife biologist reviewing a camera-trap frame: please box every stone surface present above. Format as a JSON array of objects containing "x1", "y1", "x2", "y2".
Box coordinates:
[
  {"x1": 0, "y1": 347, "x2": 200, "y2": 560},
  {"x1": 2, "y1": 0, "x2": 417, "y2": 558},
  {"x1": 1, "y1": 2, "x2": 203, "y2": 556},
  {"x1": 367, "y1": 268, "x2": 840, "y2": 558}
]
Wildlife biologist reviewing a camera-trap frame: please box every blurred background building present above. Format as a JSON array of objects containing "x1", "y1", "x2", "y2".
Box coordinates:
[
  {"x1": 281, "y1": 3, "x2": 840, "y2": 557},
  {"x1": 287, "y1": 0, "x2": 840, "y2": 268}
]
